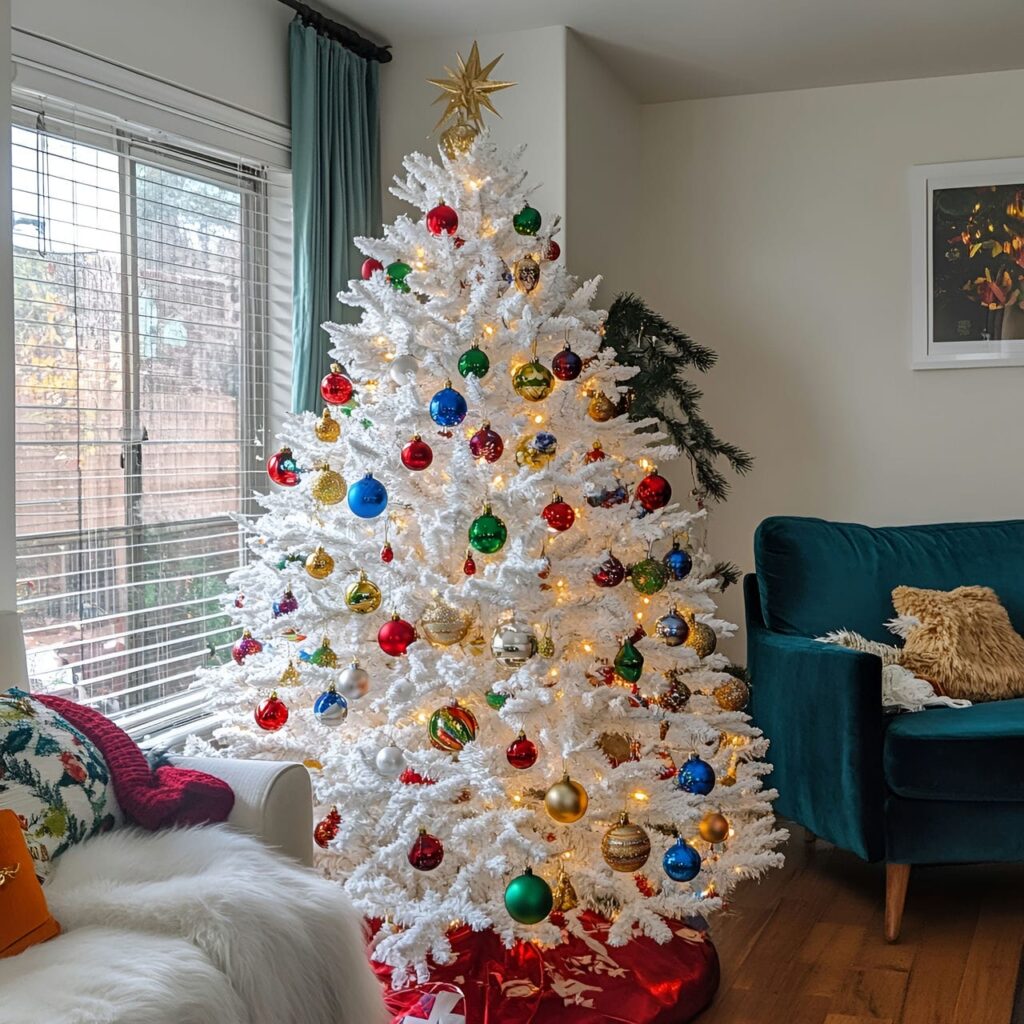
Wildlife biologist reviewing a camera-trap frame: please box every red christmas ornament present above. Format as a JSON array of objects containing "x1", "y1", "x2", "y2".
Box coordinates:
[
  {"x1": 635, "y1": 874, "x2": 656, "y2": 898},
  {"x1": 231, "y1": 629, "x2": 262, "y2": 664},
  {"x1": 378, "y1": 613, "x2": 417, "y2": 656},
  {"x1": 551, "y1": 345, "x2": 583, "y2": 382},
  {"x1": 314, "y1": 806, "x2": 341, "y2": 849},
  {"x1": 469, "y1": 422, "x2": 504, "y2": 463},
  {"x1": 506, "y1": 732, "x2": 538, "y2": 770},
  {"x1": 254, "y1": 691, "x2": 288, "y2": 731},
  {"x1": 593, "y1": 553, "x2": 626, "y2": 588},
  {"x1": 463, "y1": 551, "x2": 477, "y2": 576},
  {"x1": 401, "y1": 435, "x2": 434, "y2": 471},
  {"x1": 234, "y1": 593, "x2": 245, "y2": 608},
  {"x1": 454, "y1": 236, "x2": 466, "y2": 249},
  {"x1": 408, "y1": 828, "x2": 444, "y2": 871},
  {"x1": 266, "y1": 446, "x2": 299, "y2": 486},
  {"x1": 381, "y1": 541, "x2": 394, "y2": 563},
  {"x1": 587, "y1": 661, "x2": 616, "y2": 687},
  {"x1": 544, "y1": 239, "x2": 561, "y2": 261},
  {"x1": 584, "y1": 441, "x2": 607, "y2": 464},
  {"x1": 320, "y1": 363, "x2": 354, "y2": 405},
  {"x1": 542, "y1": 496, "x2": 575, "y2": 532},
  {"x1": 399, "y1": 768, "x2": 437, "y2": 786},
  {"x1": 426, "y1": 203, "x2": 459, "y2": 236},
  {"x1": 361, "y1": 257, "x2": 384, "y2": 280},
  {"x1": 628, "y1": 684, "x2": 649, "y2": 709},
  {"x1": 636, "y1": 471, "x2": 672, "y2": 512}
]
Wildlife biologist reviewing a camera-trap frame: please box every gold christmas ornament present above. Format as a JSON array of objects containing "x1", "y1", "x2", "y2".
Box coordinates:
[
  {"x1": 551, "y1": 866, "x2": 578, "y2": 911},
  {"x1": 544, "y1": 773, "x2": 589, "y2": 824},
  {"x1": 440, "y1": 121, "x2": 478, "y2": 159},
  {"x1": 428, "y1": 42, "x2": 515, "y2": 135},
  {"x1": 305, "y1": 546, "x2": 335, "y2": 580},
  {"x1": 685, "y1": 621, "x2": 718, "y2": 658},
  {"x1": 345, "y1": 571, "x2": 382, "y2": 614},
  {"x1": 699, "y1": 811, "x2": 731, "y2": 844},
  {"x1": 514, "y1": 433, "x2": 557, "y2": 470},
  {"x1": 420, "y1": 595, "x2": 473, "y2": 647},
  {"x1": 315, "y1": 408, "x2": 340, "y2": 443},
  {"x1": 537, "y1": 629, "x2": 555, "y2": 658},
  {"x1": 278, "y1": 660, "x2": 301, "y2": 687},
  {"x1": 311, "y1": 465, "x2": 347, "y2": 505},
  {"x1": 512, "y1": 256, "x2": 541, "y2": 294},
  {"x1": 713, "y1": 678, "x2": 750, "y2": 712},
  {"x1": 597, "y1": 732, "x2": 638, "y2": 768},
  {"x1": 587, "y1": 391, "x2": 617, "y2": 422},
  {"x1": 601, "y1": 812, "x2": 652, "y2": 872},
  {"x1": 512, "y1": 360, "x2": 554, "y2": 402}
]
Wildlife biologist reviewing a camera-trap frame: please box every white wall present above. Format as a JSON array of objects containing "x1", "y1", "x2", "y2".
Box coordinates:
[{"x1": 641, "y1": 69, "x2": 1024, "y2": 654}]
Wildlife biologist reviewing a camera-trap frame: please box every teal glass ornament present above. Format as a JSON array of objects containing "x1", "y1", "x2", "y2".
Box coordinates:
[
  {"x1": 663, "y1": 838, "x2": 702, "y2": 882},
  {"x1": 457, "y1": 344, "x2": 490, "y2": 379},
  {"x1": 468, "y1": 505, "x2": 508, "y2": 554},
  {"x1": 504, "y1": 867, "x2": 553, "y2": 924},
  {"x1": 630, "y1": 557, "x2": 669, "y2": 595},
  {"x1": 385, "y1": 261, "x2": 411, "y2": 292},
  {"x1": 513, "y1": 205, "x2": 542, "y2": 236}
]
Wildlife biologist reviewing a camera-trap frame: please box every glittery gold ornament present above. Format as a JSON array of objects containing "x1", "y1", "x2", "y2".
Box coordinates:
[
  {"x1": 537, "y1": 629, "x2": 555, "y2": 658},
  {"x1": 514, "y1": 432, "x2": 557, "y2": 470},
  {"x1": 441, "y1": 121, "x2": 478, "y2": 159},
  {"x1": 428, "y1": 42, "x2": 515, "y2": 135},
  {"x1": 601, "y1": 812, "x2": 652, "y2": 872},
  {"x1": 699, "y1": 811, "x2": 730, "y2": 844},
  {"x1": 315, "y1": 408, "x2": 340, "y2": 443},
  {"x1": 587, "y1": 391, "x2": 617, "y2": 422},
  {"x1": 551, "y1": 866, "x2": 578, "y2": 911},
  {"x1": 713, "y1": 678, "x2": 750, "y2": 711},
  {"x1": 512, "y1": 360, "x2": 554, "y2": 401},
  {"x1": 305, "y1": 546, "x2": 334, "y2": 580},
  {"x1": 512, "y1": 256, "x2": 541, "y2": 294},
  {"x1": 544, "y1": 773, "x2": 588, "y2": 824},
  {"x1": 685, "y1": 620, "x2": 718, "y2": 658},
  {"x1": 420, "y1": 595, "x2": 473, "y2": 647},
  {"x1": 345, "y1": 571, "x2": 382, "y2": 614},
  {"x1": 597, "y1": 732, "x2": 638, "y2": 767},
  {"x1": 311, "y1": 465, "x2": 347, "y2": 505},
  {"x1": 278, "y1": 660, "x2": 301, "y2": 687}
]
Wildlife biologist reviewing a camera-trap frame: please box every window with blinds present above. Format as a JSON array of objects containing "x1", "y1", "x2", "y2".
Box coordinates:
[{"x1": 12, "y1": 98, "x2": 270, "y2": 739}]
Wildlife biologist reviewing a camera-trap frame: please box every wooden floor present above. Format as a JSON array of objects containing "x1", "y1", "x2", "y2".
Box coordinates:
[{"x1": 696, "y1": 825, "x2": 1024, "y2": 1024}]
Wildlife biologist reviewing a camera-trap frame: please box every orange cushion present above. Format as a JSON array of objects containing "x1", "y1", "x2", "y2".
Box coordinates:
[{"x1": 0, "y1": 809, "x2": 60, "y2": 958}]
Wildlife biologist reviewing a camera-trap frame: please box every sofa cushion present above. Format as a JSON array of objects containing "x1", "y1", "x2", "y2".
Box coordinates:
[
  {"x1": 884, "y1": 698, "x2": 1024, "y2": 802},
  {"x1": 754, "y1": 516, "x2": 1024, "y2": 641}
]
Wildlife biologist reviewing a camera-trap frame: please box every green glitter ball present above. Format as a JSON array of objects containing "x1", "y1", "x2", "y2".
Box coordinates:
[
  {"x1": 513, "y1": 205, "x2": 542, "y2": 236},
  {"x1": 385, "y1": 261, "x2": 412, "y2": 293},
  {"x1": 630, "y1": 557, "x2": 670, "y2": 595},
  {"x1": 457, "y1": 344, "x2": 490, "y2": 379},
  {"x1": 468, "y1": 507, "x2": 508, "y2": 554}
]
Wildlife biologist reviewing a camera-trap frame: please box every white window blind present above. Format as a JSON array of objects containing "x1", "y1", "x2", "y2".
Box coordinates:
[{"x1": 12, "y1": 94, "x2": 275, "y2": 739}]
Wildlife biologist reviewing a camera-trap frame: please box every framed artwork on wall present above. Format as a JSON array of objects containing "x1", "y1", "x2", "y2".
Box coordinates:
[{"x1": 910, "y1": 157, "x2": 1024, "y2": 369}]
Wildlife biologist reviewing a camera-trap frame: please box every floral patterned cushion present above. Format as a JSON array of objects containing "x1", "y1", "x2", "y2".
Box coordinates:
[{"x1": 0, "y1": 688, "x2": 121, "y2": 881}]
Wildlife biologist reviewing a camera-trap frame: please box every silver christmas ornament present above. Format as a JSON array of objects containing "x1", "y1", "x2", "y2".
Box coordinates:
[
  {"x1": 336, "y1": 661, "x2": 370, "y2": 700},
  {"x1": 655, "y1": 608, "x2": 690, "y2": 647},
  {"x1": 375, "y1": 745, "x2": 406, "y2": 778},
  {"x1": 491, "y1": 618, "x2": 539, "y2": 666},
  {"x1": 389, "y1": 354, "x2": 419, "y2": 384}
]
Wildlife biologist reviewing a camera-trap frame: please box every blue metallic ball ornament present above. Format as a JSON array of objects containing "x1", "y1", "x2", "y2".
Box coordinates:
[
  {"x1": 313, "y1": 685, "x2": 348, "y2": 727},
  {"x1": 663, "y1": 542, "x2": 693, "y2": 581},
  {"x1": 429, "y1": 383, "x2": 468, "y2": 426},
  {"x1": 347, "y1": 472, "x2": 388, "y2": 519},
  {"x1": 677, "y1": 754, "x2": 716, "y2": 795},
  {"x1": 663, "y1": 837, "x2": 702, "y2": 882}
]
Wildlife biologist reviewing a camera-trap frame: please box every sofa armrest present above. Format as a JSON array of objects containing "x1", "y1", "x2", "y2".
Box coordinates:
[
  {"x1": 745, "y1": 574, "x2": 886, "y2": 861},
  {"x1": 172, "y1": 756, "x2": 314, "y2": 867}
]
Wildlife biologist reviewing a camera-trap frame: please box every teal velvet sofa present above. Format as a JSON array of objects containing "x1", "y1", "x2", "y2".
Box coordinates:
[{"x1": 746, "y1": 516, "x2": 1024, "y2": 940}]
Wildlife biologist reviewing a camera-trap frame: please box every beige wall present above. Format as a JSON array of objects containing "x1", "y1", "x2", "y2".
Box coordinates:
[{"x1": 641, "y1": 69, "x2": 1024, "y2": 655}]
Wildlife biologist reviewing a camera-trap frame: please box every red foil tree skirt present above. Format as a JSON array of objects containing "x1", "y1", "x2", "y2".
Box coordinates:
[{"x1": 374, "y1": 912, "x2": 720, "y2": 1024}]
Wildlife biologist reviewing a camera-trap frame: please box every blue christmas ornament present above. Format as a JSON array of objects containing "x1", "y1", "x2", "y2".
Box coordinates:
[
  {"x1": 429, "y1": 382, "x2": 468, "y2": 426},
  {"x1": 663, "y1": 837, "x2": 702, "y2": 882},
  {"x1": 664, "y1": 542, "x2": 693, "y2": 581},
  {"x1": 313, "y1": 684, "x2": 348, "y2": 727},
  {"x1": 347, "y1": 472, "x2": 388, "y2": 519},
  {"x1": 677, "y1": 754, "x2": 716, "y2": 795}
]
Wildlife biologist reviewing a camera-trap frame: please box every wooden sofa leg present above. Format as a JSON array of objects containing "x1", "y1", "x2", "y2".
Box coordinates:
[{"x1": 885, "y1": 863, "x2": 911, "y2": 943}]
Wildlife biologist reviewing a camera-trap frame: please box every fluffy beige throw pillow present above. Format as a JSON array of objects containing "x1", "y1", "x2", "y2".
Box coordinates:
[{"x1": 892, "y1": 585, "x2": 1024, "y2": 702}]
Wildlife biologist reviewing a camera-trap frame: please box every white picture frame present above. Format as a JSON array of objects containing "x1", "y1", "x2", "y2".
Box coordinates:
[{"x1": 910, "y1": 157, "x2": 1024, "y2": 369}]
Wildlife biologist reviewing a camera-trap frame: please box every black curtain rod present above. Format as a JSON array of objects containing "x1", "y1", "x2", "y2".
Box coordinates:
[{"x1": 279, "y1": 0, "x2": 393, "y2": 63}]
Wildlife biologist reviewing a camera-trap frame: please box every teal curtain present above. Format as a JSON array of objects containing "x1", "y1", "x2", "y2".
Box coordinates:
[{"x1": 289, "y1": 18, "x2": 381, "y2": 413}]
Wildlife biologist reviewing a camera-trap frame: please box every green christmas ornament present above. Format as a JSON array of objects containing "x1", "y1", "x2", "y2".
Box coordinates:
[
  {"x1": 309, "y1": 636, "x2": 338, "y2": 668},
  {"x1": 613, "y1": 638, "x2": 644, "y2": 683},
  {"x1": 630, "y1": 557, "x2": 670, "y2": 595},
  {"x1": 513, "y1": 205, "x2": 542, "y2": 236},
  {"x1": 385, "y1": 261, "x2": 412, "y2": 293},
  {"x1": 457, "y1": 344, "x2": 490, "y2": 379},
  {"x1": 468, "y1": 504, "x2": 508, "y2": 554},
  {"x1": 504, "y1": 867, "x2": 553, "y2": 925},
  {"x1": 512, "y1": 361, "x2": 555, "y2": 402},
  {"x1": 486, "y1": 689, "x2": 510, "y2": 709}
]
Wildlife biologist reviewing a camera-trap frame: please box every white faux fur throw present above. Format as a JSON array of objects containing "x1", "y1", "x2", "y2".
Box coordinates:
[{"x1": 0, "y1": 825, "x2": 387, "y2": 1024}]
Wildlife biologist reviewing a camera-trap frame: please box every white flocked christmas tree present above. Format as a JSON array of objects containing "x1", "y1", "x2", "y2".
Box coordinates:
[{"x1": 188, "y1": 46, "x2": 785, "y2": 987}]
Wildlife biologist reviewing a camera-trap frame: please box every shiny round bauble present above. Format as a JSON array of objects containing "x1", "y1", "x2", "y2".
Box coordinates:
[
  {"x1": 469, "y1": 423, "x2": 503, "y2": 463},
  {"x1": 512, "y1": 256, "x2": 541, "y2": 294},
  {"x1": 491, "y1": 618, "x2": 538, "y2": 666},
  {"x1": 360, "y1": 257, "x2": 384, "y2": 280},
  {"x1": 320, "y1": 364, "x2": 354, "y2": 405},
  {"x1": 347, "y1": 473, "x2": 388, "y2": 519},
  {"x1": 426, "y1": 202, "x2": 458, "y2": 236},
  {"x1": 506, "y1": 732, "x2": 538, "y2": 770},
  {"x1": 613, "y1": 638, "x2": 644, "y2": 683},
  {"x1": 401, "y1": 435, "x2": 434, "y2": 471},
  {"x1": 512, "y1": 361, "x2": 554, "y2": 402},
  {"x1": 336, "y1": 661, "x2": 370, "y2": 700},
  {"x1": 593, "y1": 553, "x2": 626, "y2": 588},
  {"x1": 457, "y1": 344, "x2": 489, "y2": 379},
  {"x1": 305, "y1": 546, "x2": 334, "y2": 580},
  {"x1": 630, "y1": 558, "x2": 670, "y2": 595},
  {"x1": 655, "y1": 609, "x2": 690, "y2": 647},
  {"x1": 677, "y1": 754, "x2": 716, "y2": 795},
  {"x1": 601, "y1": 812, "x2": 652, "y2": 872},
  {"x1": 313, "y1": 807, "x2": 341, "y2": 849},
  {"x1": 309, "y1": 636, "x2": 337, "y2": 668},
  {"x1": 381, "y1": 541, "x2": 394, "y2": 563},
  {"x1": 313, "y1": 684, "x2": 348, "y2": 727},
  {"x1": 699, "y1": 811, "x2": 730, "y2": 845},
  {"x1": 541, "y1": 496, "x2": 575, "y2": 532},
  {"x1": 663, "y1": 838, "x2": 702, "y2": 882},
  {"x1": 468, "y1": 506, "x2": 507, "y2": 554},
  {"x1": 544, "y1": 773, "x2": 588, "y2": 824},
  {"x1": 273, "y1": 589, "x2": 298, "y2": 618},
  {"x1": 713, "y1": 678, "x2": 750, "y2": 712},
  {"x1": 378, "y1": 614, "x2": 417, "y2": 657},
  {"x1": 254, "y1": 691, "x2": 288, "y2": 731},
  {"x1": 513, "y1": 205, "x2": 542, "y2": 236},
  {"x1": 408, "y1": 829, "x2": 444, "y2": 871},
  {"x1": 463, "y1": 552, "x2": 477, "y2": 576},
  {"x1": 315, "y1": 408, "x2": 340, "y2": 443},
  {"x1": 543, "y1": 239, "x2": 561, "y2": 261},
  {"x1": 485, "y1": 689, "x2": 509, "y2": 710},
  {"x1": 389, "y1": 353, "x2": 419, "y2": 384},
  {"x1": 419, "y1": 596, "x2": 472, "y2": 647},
  {"x1": 375, "y1": 745, "x2": 406, "y2": 778},
  {"x1": 514, "y1": 432, "x2": 557, "y2": 470},
  {"x1": 232, "y1": 629, "x2": 262, "y2": 664},
  {"x1": 551, "y1": 345, "x2": 583, "y2": 381},
  {"x1": 311, "y1": 466, "x2": 346, "y2": 505},
  {"x1": 636, "y1": 471, "x2": 672, "y2": 512},
  {"x1": 686, "y1": 621, "x2": 718, "y2": 658},
  {"x1": 428, "y1": 702, "x2": 478, "y2": 752},
  {"x1": 587, "y1": 391, "x2": 617, "y2": 422},
  {"x1": 584, "y1": 441, "x2": 607, "y2": 463},
  {"x1": 385, "y1": 261, "x2": 412, "y2": 293},
  {"x1": 429, "y1": 382, "x2": 468, "y2": 426},
  {"x1": 504, "y1": 868, "x2": 553, "y2": 925},
  {"x1": 663, "y1": 542, "x2": 693, "y2": 581},
  {"x1": 660, "y1": 672, "x2": 692, "y2": 712},
  {"x1": 440, "y1": 120, "x2": 477, "y2": 159},
  {"x1": 267, "y1": 447, "x2": 299, "y2": 486},
  {"x1": 344, "y1": 571, "x2": 382, "y2": 614}
]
